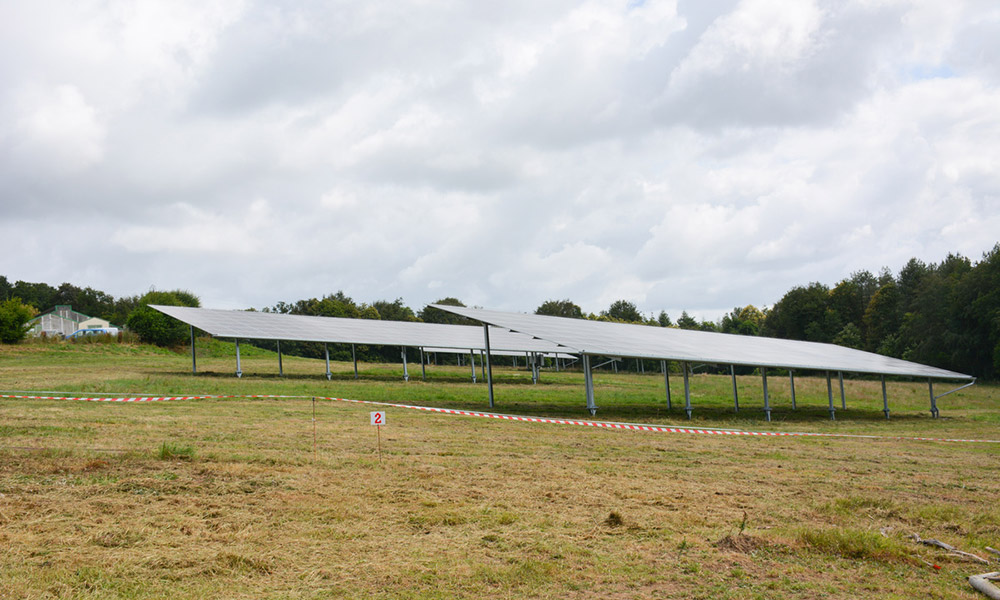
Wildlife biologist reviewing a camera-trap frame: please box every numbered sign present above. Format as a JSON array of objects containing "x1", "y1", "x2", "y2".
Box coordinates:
[{"x1": 370, "y1": 411, "x2": 385, "y2": 426}]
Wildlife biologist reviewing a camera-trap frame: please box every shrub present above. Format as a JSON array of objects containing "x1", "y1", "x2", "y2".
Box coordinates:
[
  {"x1": 0, "y1": 298, "x2": 36, "y2": 343},
  {"x1": 126, "y1": 290, "x2": 199, "y2": 346}
]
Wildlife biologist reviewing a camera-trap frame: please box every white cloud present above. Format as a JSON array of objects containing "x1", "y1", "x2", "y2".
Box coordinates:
[{"x1": 0, "y1": 0, "x2": 997, "y2": 320}]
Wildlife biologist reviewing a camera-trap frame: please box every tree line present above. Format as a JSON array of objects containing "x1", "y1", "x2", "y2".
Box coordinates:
[{"x1": 1, "y1": 243, "x2": 997, "y2": 378}]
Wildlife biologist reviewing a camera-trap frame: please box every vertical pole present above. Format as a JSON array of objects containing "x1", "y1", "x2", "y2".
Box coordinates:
[
  {"x1": 235, "y1": 339, "x2": 242, "y2": 378},
  {"x1": 401, "y1": 347, "x2": 409, "y2": 382},
  {"x1": 762, "y1": 369, "x2": 771, "y2": 422},
  {"x1": 483, "y1": 325, "x2": 494, "y2": 409},
  {"x1": 470, "y1": 350, "x2": 477, "y2": 383},
  {"x1": 190, "y1": 325, "x2": 197, "y2": 375},
  {"x1": 420, "y1": 348, "x2": 426, "y2": 381},
  {"x1": 532, "y1": 353, "x2": 539, "y2": 384},
  {"x1": 839, "y1": 372, "x2": 846, "y2": 410},
  {"x1": 352, "y1": 344, "x2": 358, "y2": 379},
  {"x1": 826, "y1": 371, "x2": 835, "y2": 420},
  {"x1": 928, "y1": 379, "x2": 938, "y2": 418},
  {"x1": 556, "y1": 356, "x2": 560, "y2": 372},
  {"x1": 881, "y1": 375, "x2": 890, "y2": 420},
  {"x1": 324, "y1": 343, "x2": 331, "y2": 380},
  {"x1": 640, "y1": 359, "x2": 645, "y2": 375},
  {"x1": 789, "y1": 370, "x2": 796, "y2": 410},
  {"x1": 480, "y1": 351, "x2": 485, "y2": 381},
  {"x1": 583, "y1": 355, "x2": 596, "y2": 415},
  {"x1": 662, "y1": 360, "x2": 672, "y2": 410},
  {"x1": 730, "y1": 365, "x2": 739, "y2": 412},
  {"x1": 613, "y1": 359, "x2": 618, "y2": 374},
  {"x1": 683, "y1": 362, "x2": 692, "y2": 420},
  {"x1": 277, "y1": 340, "x2": 283, "y2": 376},
  {"x1": 312, "y1": 396, "x2": 316, "y2": 453}
]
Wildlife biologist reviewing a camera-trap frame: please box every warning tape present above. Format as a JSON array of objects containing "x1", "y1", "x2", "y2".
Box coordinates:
[
  {"x1": 319, "y1": 396, "x2": 1000, "y2": 444},
  {"x1": 0, "y1": 394, "x2": 280, "y2": 402},
  {"x1": 3, "y1": 393, "x2": 999, "y2": 444}
]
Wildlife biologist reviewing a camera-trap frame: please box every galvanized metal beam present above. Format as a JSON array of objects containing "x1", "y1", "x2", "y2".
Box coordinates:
[
  {"x1": 683, "y1": 361, "x2": 692, "y2": 420},
  {"x1": 324, "y1": 343, "x2": 331, "y2": 380},
  {"x1": 826, "y1": 371, "x2": 835, "y2": 420},
  {"x1": 235, "y1": 338, "x2": 242, "y2": 378},
  {"x1": 190, "y1": 325, "x2": 197, "y2": 375},
  {"x1": 730, "y1": 364, "x2": 739, "y2": 413},
  {"x1": 881, "y1": 375, "x2": 889, "y2": 420},
  {"x1": 401, "y1": 347, "x2": 408, "y2": 382},
  {"x1": 762, "y1": 368, "x2": 771, "y2": 422},
  {"x1": 483, "y1": 325, "x2": 494, "y2": 408},
  {"x1": 583, "y1": 354, "x2": 596, "y2": 415},
  {"x1": 662, "y1": 360, "x2": 672, "y2": 410},
  {"x1": 789, "y1": 370, "x2": 796, "y2": 410}
]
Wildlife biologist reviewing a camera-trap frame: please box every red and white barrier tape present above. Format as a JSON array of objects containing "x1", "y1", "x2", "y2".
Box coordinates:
[
  {"x1": 322, "y1": 396, "x2": 1000, "y2": 444},
  {"x1": 0, "y1": 393, "x2": 281, "y2": 402},
  {"x1": 3, "y1": 393, "x2": 998, "y2": 444}
]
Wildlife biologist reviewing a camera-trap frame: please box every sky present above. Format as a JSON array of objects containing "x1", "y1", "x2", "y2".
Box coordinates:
[{"x1": 2, "y1": 0, "x2": 998, "y2": 321}]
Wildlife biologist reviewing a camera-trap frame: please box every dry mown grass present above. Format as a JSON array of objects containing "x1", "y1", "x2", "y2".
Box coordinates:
[{"x1": 1, "y1": 342, "x2": 999, "y2": 598}]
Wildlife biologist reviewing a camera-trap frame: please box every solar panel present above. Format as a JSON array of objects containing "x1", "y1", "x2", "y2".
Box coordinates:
[
  {"x1": 150, "y1": 305, "x2": 569, "y2": 354},
  {"x1": 430, "y1": 305, "x2": 973, "y2": 380}
]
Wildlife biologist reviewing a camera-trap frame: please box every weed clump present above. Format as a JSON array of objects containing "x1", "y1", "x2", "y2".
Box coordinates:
[
  {"x1": 604, "y1": 511, "x2": 624, "y2": 528},
  {"x1": 158, "y1": 442, "x2": 195, "y2": 461}
]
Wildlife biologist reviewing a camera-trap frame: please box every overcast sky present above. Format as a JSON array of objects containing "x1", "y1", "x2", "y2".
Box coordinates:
[{"x1": 2, "y1": 0, "x2": 998, "y2": 320}]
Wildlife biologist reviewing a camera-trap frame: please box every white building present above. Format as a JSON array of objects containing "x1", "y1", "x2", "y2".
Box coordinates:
[{"x1": 28, "y1": 305, "x2": 112, "y2": 338}]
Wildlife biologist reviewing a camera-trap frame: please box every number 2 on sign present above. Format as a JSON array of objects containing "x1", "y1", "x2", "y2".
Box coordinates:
[{"x1": 371, "y1": 411, "x2": 385, "y2": 426}]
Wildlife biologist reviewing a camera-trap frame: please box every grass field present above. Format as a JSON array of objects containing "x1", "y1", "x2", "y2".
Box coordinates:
[{"x1": 1, "y1": 340, "x2": 999, "y2": 599}]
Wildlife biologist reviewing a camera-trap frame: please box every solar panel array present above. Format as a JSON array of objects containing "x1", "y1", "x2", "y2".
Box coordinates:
[
  {"x1": 150, "y1": 305, "x2": 569, "y2": 354},
  {"x1": 431, "y1": 305, "x2": 973, "y2": 380}
]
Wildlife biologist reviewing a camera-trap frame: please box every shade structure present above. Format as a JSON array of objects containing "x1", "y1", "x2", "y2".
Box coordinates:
[
  {"x1": 430, "y1": 305, "x2": 973, "y2": 380},
  {"x1": 150, "y1": 305, "x2": 568, "y2": 354}
]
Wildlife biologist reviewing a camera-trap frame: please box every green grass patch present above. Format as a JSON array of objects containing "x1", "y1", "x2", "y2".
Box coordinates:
[{"x1": 157, "y1": 442, "x2": 195, "y2": 461}]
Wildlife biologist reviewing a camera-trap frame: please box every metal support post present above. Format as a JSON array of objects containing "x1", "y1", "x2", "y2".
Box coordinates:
[
  {"x1": 683, "y1": 362, "x2": 692, "y2": 420},
  {"x1": 235, "y1": 339, "x2": 242, "y2": 378},
  {"x1": 881, "y1": 375, "x2": 889, "y2": 420},
  {"x1": 483, "y1": 325, "x2": 494, "y2": 409},
  {"x1": 789, "y1": 370, "x2": 796, "y2": 410},
  {"x1": 662, "y1": 360, "x2": 672, "y2": 410},
  {"x1": 469, "y1": 350, "x2": 476, "y2": 383},
  {"x1": 480, "y1": 350, "x2": 486, "y2": 381},
  {"x1": 583, "y1": 355, "x2": 596, "y2": 415},
  {"x1": 762, "y1": 369, "x2": 771, "y2": 422},
  {"x1": 839, "y1": 372, "x2": 846, "y2": 410},
  {"x1": 190, "y1": 325, "x2": 197, "y2": 374},
  {"x1": 420, "y1": 348, "x2": 426, "y2": 381},
  {"x1": 277, "y1": 340, "x2": 283, "y2": 376},
  {"x1": 826, "y1": 371, "x2": 835, "y2": 420},
  {"x1": 555, "y1": 356, "x2": 560, "y2": 372},
  {"x1": 532, "y1": 353, "x2": 539, "y2": 384},
  {"x1": 401, "y1": 347, "x2": 409, "y2": 382},
  {"x1": 730, "y1": 365, "x2": 739, "y2": 412},
  {"x1": 324, "y1": 343, "x2": 331, "y2": 380},
  {"x1": 928, "y1": 379, "x2": 938, "y2": 418},
  {"x1": 352, "y1": 344, "x2": 358, "y2": 379}
]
